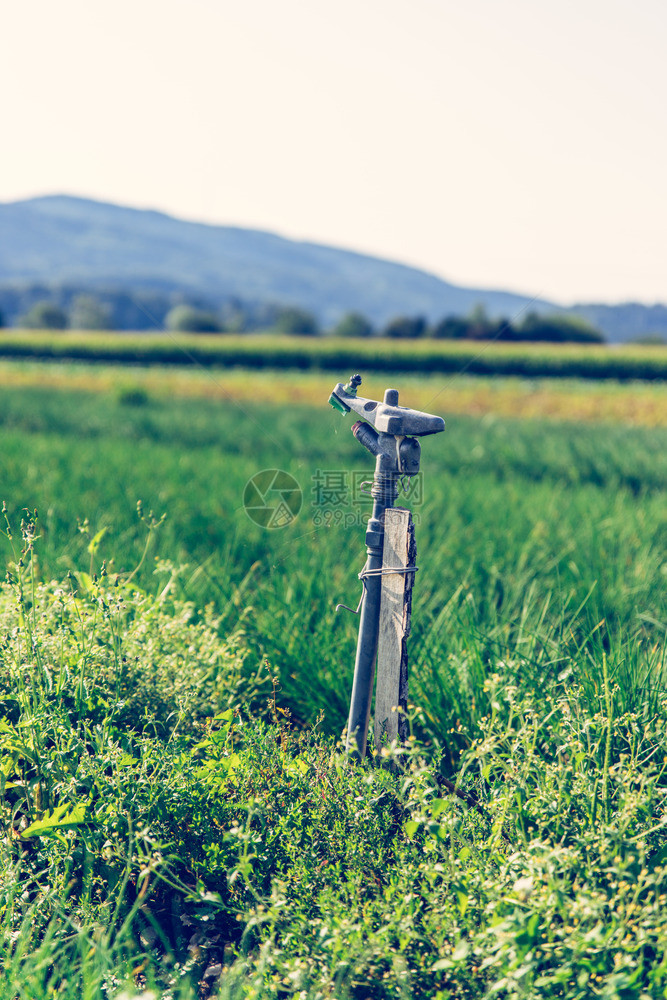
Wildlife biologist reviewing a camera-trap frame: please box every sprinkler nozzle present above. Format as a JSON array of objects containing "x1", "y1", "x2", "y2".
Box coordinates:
[
  {"x1": 352, "y1": 420, "x2": 382, "y2": 456},
  {"x1": 329, "y1": 373, "x2": 363, "y2": 414}
]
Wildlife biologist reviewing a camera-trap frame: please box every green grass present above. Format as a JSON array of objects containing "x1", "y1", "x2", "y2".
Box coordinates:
[
  {"x1": 0, "y1": 382, "x2": 665, "y2": 726},
  {"x1": 0, "y1": 376, "x2": 666, "y2": 998},
  {"x1": 1, "y1": 329, "x2": 667, "y2": 380},
  {"x1": 2, "y1": 358, "x2": 667, "y2": 426}
]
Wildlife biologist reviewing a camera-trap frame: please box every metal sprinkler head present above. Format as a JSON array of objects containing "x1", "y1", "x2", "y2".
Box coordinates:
[
  {"x1": 329, "y1": 375, "x2": 445, "y2": 437},
  {"x1": 327, "y1": 374, "x2": 445, "y2": 761}
]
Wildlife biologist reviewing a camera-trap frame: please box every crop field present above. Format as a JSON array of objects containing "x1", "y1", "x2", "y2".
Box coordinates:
[
  {"x1": 0, "y1": 365, "x2": 666, "y2": 998},
  {"x1": 1, "y1": 358, "x2": 667, "y2": 427},
  {"x1": 1, "y1": 329, "x2": 667, "y2": 381}
]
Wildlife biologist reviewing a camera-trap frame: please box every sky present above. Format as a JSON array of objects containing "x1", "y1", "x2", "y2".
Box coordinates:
[{"x1": 2, "y1": 0, "x2": 665, "y2": 306}]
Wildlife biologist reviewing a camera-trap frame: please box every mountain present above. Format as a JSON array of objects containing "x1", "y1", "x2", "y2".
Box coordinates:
[
  {"x1": 0, "y1": 195, "x2": 548, "y2": 327},
  {"x1": 0, "y1": 195, "x2": 664, "y2": 341},
  {"x1": 568, "y1": 302, "x2": 667, "y2": 345}
]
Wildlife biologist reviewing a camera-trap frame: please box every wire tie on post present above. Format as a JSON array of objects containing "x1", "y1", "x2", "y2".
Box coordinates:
[
  {"x1": 358, "y1": 565, "x2": 418, "y2": 580},
  {"x1": 335, "y1": 559, "x2": 418, "y2": 615}
]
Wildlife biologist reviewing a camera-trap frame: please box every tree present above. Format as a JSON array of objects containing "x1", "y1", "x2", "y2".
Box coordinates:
[
  {"x1": 219, "y1": 298, "x2": 250, "y2": 333},
  {"x1": 19, "y1": 301, "x2": 68, "y2": 330},
  {"x1": 517, "y1": 311, "x2": 604, "y2": 343},
  {"x1": 331, "y1": 311, "x2": 374, "y2": 338},
  {"x1": 431, "y1": 315, "x2": 470, "y2": 339},
  {"x1": 69, "y1": 294, "x2": 111, "y2": 331},
  {"x1": 464, "y1": 303, "x2": 494, "y2": 339},
  {"x1": 383, "y1": 316, "x2": 427, "y2": 339},
  {"x1": 165, "y1": 305, "x2": 223, "y2": 333},
  {"x1": 275, "y1": 307, "x2": 319, "y2": 336}
]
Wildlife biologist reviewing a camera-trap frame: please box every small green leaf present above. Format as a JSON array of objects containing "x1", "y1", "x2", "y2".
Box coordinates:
[
  {"x1": 87, "y1": 526, "x2": 108, "y2": 556},
  {"x1": 21, "y1": 803, "x2": 87, "y2": 839},
  {"x1": 213, "y1": 709, "x2": 234, "y2": 723},
  {"x1": 454, "y1": 887, "x2": 469, "y2": 917},
  {"x1": 223, "y1": 752, "x2": 241, "y2": 776},
  {"x1": 452, "y1": 939, "x2": 470, "y2": 961},
  {"x1": 648, "y1": 843, "x2": 667, "y2": 871},
  {"x1": 283, "y1": 756, "x2": 310, "y2": 778},
  {"x1": 404, "y1": 819, "x2": 419, "y2": 840},
  {"x1": 77, "y1": 571, "x2": 96, "y2": 594}
]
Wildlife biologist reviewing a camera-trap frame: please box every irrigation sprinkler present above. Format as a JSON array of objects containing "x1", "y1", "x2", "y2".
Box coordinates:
[{"x1": 329, "y1": 375, "x2": 445, "y2": 759}]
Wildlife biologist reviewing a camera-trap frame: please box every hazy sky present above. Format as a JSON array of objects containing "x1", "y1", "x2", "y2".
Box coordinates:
[{"x1": 2, "y1": 0, "x2": 665, "y2": 305}]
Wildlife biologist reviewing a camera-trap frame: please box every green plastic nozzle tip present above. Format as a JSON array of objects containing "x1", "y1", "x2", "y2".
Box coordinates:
[{"x1": 329, "y1": 392, "x2": 350, "y2": 414}]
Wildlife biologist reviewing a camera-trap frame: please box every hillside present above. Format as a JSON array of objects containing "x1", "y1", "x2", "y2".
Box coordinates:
[
  {"x1": 0, "y1": 194, "x2": 550, "y2": 327},
  {"x1": 1, "y1": 195, "x2": 665, "y2": 341}
]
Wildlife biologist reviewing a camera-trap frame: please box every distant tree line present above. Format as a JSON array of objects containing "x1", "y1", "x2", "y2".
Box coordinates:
[
  {"x1": 0, "y1": 284, "x2": 608, "y2": 343},
  {"x1": 332, "y1": 305, "x2": 605, "y2": 343},
  {"x1": 0, "y1": 285, "x2": 292, "y2": 334},
  {"x1": 165, "y1": 303, "x2": 605, "y2": 342}
]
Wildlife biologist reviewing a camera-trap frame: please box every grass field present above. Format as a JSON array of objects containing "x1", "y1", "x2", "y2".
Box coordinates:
[
  {"x1": 1, "y1": 358, "x2": 667, "y2": 427},
  {"x1": 1, "y1": 329, "x2": 667, "y2": 381},
  {"x1": 0, "y1": 364, "x2": 666, "y2": 998}
]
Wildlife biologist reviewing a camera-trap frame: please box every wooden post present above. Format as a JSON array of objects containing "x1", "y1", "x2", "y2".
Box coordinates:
[{"x1": 374, "y1": 507, "x2": 415, "y2": 749}]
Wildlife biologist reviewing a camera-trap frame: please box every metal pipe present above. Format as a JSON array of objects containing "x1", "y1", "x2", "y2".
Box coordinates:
[
  {"x1": 345, "y1": 491, "x2": 386, "y2": 759},
  {"x1": 346, "y1": 437, "x2": 399, "y2": 759}
]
